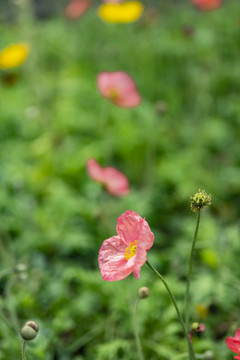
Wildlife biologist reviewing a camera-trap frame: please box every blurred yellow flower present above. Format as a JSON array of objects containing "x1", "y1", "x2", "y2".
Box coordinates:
[
  {"x1": 195, "y1": 303, "x2": 209, "y2": 318},
  {"x1": 98, "y1": 1, "x2": 144, "y2": 23},
  {"x1": 0, "y1": 43, "x2": 30, "y2": 70}
]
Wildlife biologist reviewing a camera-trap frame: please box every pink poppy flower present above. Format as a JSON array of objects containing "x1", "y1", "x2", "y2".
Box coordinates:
[
  {"x1": 86, "y1": 158, "x2": 130, "y2": 196},
  {"x1": 190, "y1": 0, "x2": 222, "y2": 11},
  {"x1": 96, "y1": 71, "x2": 141, "y2": 108},
  {"x1": 64, "y1": 0, "x2": 91, "y2": 20},
  {"x1": 226, "y1": 328, "x2": 240, "y2": 359},
  {"x1": 98, "y1": 210, "x2": 154, "y2": 281}
]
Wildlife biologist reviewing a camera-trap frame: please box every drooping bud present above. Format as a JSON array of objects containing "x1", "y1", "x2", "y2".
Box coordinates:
[
  {"x1": 190, "y1": 190, "x2": 212, "y2": 212},
  {"x1": 20, "y1": 320, "x2": 39, "y2": 341},
  {"x1": 138, "y1": 287, "x2": 150, "y2": 299}
]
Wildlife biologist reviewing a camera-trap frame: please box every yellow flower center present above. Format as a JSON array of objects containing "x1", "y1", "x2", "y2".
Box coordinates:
[
  {"x1": 108, "y1": 88, "x2": 119, "y2": 100},
  {"x1": 124, "y1": 240, "x2": 138, "y2": 261}
]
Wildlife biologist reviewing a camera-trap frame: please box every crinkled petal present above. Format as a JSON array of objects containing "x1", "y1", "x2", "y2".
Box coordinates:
[
  {"x1": 64, "y1": 0, "x2": 91, "y2": 20},
  {"x1": 98, "y1": 236, "x2": 135, "y2": 281},
  {"x1": 103, "y1": 166, "x2": 130, "y2": 196},
  {"x1": 226, "y1": 336, "x2": 240, "y2": 354},
  {"x1": 132, "y1": 236, "x2": 148, "y2": 279},
  {"x1": 117, "y1": 210, "x2": 154, "y2": 250},
  {"x1": 86, "y1": 158, "x2": 106, "y2": 183}
]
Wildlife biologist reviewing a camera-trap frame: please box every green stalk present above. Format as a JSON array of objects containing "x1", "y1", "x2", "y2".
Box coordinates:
[
  {"x1": 21, "y1": 340, "x2": 27, "y2": 360},
  {"x1": 133, "y1": 298, "x2": 145, "y2": 360},
  {"x1": 146, "y1": 260, "x2": 196, "y2": 360},
  {"x1": 185, "y1": 210, "x2": 201, "y2": 332}
]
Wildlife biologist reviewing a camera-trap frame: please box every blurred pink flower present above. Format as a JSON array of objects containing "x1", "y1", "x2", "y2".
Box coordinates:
[
  {"x1": 98, "y1": 210, "x2": 154, "y2": 281},
  {"x1": 226, "y1": 328, "x2": 240, "y2": 359},
  {"x1": 64, "y1": 0, "x2": 91, "y2": 20},
  {"x1": 191, "y1": 0, "x2": 222, "y2": 11},
  {"x1": 96, "y1": 71, "x2": 141, "y2": 108},
  {"x1": 86, "y1": 158, "x2": 130, "y2": 196}
]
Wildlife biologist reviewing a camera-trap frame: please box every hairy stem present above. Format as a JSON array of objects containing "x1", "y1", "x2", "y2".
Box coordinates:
[
  {"x1": 21, "y1": 340, "x2": 27, "y2": 360},
  {"x1": 146, "y1": 260, "x2": 196, "y2": 360},
  {"x1": 185, "y1": 210, "x2": 201, "y2": 331},
  {"x1": 133, "y1": 298, "x2": 145, "y2": 360}
]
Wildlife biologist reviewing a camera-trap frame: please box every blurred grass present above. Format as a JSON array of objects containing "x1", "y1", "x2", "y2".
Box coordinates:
[{"x1": 0, "y1": 0, "x2": 240, "y2": 359}]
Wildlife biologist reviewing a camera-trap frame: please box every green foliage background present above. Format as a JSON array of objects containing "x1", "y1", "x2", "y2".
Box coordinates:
[{"x1": 0, "y1": 0, "x2": 240, "y2": 359}]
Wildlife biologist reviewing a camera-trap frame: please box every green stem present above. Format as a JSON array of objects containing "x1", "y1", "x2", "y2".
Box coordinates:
[
  {"x1": 5, "y1": 277, "x2": 20, "y2": 333},
  {"x1": 21, "y1": 340, "x2": 27, "y2": 360},
  {"x1": 146, "y1": 260, "x2": 196, "y2": 360},
  {"x1": 133, "y1": 298, "x2": 145, "y2": 360},
  {"x1": 0, "y1": 309, "x2": 16, "y2": 336},
  {"x1": 185, "y1": 210, "x2": 201, "y2": 332}
]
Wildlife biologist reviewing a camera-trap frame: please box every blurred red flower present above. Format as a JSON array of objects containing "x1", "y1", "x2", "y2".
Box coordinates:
[
  {"x1": 98, "y1": 210, "x2": 154, "y2": 281},
  {"x1": 86, "y1": 158, "x2": 130, "y2": 196},
  {"x1": 226, "y1": 328, "x2": 240, "y2": 359},
  {"x1": 64, "y1": 0, "x2": 91, "y2": 20},
  {"x1": 191, "y1": 0, "x2": 222, "y2": 11},
  {"x1": 96, "y1": 71, "x2": 141, "y2": 108}
]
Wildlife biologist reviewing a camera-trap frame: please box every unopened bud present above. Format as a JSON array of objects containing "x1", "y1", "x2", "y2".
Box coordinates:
[
  {"x1": 20, "y1": 320, "x2": 39, "y2": 341},
  {"x1": 191, "y1": 322, "x2": 199, "y2": 331},
  {"x1": 138, "y1": 287, "x2": 150, "y2": 299},
  {"x1": 190, "y1": 190, "x2": 212, "y2": 212}
]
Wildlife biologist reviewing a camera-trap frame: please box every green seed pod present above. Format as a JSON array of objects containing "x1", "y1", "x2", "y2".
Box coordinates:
[
  {"x1": 20, "y1": 320, "x2": 39, "y2": 341},
  {"x1": 138, "y1": 286, "x2": 150, "y2": 299}
]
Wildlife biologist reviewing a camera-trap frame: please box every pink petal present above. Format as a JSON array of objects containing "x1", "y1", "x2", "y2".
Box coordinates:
[
  {"x1": 133, "y1": 235, "x2": 149, "y2": 279},
  {"x1": 103, "y1": 166, "x2": 130, "y2": 196},
  {"x1": 116, "y1": 210, "x2": 154, "y2": 249},
  {"x1": 234, "y1": 329, "x2": 240, "y2": 341},
  {"x1": 96, "y1": 71, "x2": 141, "y2": 108},
  {"x1": 234, "y1": 356, "x2": 240, "y2": 360},
  {"x1": 191, "y1": 0, "x2": 222, "y2": 11},
  {"x1": 64, "y1": 0, "x2": 91, "y2": 19},
  {"x1": 86, "y1": 158, "x2": 106, "y2": 183},
  {"x1": 86, "y1": 158, "x2": 130, "y2": 196},
  {"x1": 98, "y1": 236, "x2": 136, "y2": 281},
  {"x1": 226, "y1": 336, "x2": 240, "y2": 354}
]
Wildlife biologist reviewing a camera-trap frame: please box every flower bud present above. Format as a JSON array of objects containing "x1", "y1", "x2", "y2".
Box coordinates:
[
  {"x1": 20, "y1": 320, "x2": 39, "y2": 341},
  {"x1": 138, "y1": 287, "x2": 150, "y2": 299},
  {"x1": 24, "y1": 321, "x2": 39, "y2": 333},
  {"x1": 190, "y1": 190, "x2": 212, "y2": 212},
  {"x1": 191, "y1": 322, "x2": 199, "y2": 331}
]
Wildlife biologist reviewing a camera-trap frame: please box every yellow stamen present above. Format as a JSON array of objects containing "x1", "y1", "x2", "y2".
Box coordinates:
[
  {"x1": 108, "y1": 88, "x2": 119, "y2": 100},
  {"x1": 124, "y1": 240, "x2": 138, "y2": 261}
]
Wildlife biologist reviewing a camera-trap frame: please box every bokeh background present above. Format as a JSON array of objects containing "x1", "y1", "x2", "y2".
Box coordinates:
[{"x1": 0, "y1": 0, "x2": 240, "y2": 359}]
